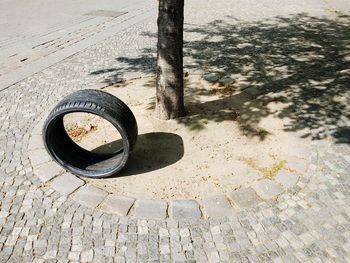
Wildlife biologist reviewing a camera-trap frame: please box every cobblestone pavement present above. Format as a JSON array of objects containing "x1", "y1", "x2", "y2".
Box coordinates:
[
  {"x1": 0, "y1": 0, "x2": 156, "y2": 89},
  {"x1": 1, "y1": 0, "x2": 350, "y2": 262}
]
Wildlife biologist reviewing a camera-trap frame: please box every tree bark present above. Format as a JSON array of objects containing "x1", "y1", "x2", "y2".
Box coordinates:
[{"x1": 156, "y1": 0, "x2": 185, "y2": 120}]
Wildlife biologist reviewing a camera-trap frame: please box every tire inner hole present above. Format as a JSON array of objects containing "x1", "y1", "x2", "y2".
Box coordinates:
[
  {"x1": 63, "y1": 112, "x2": 123, "y2": 154},
  {"x1": 47, "y1": 112, "x2": 125, "y2": 171}
]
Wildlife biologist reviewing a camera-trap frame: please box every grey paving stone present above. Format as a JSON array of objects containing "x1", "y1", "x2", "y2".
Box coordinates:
[
  {"x1": 34, "y1": 161, "x2": 64, "y2": 183},
  {"x1": 81, "y1": 249, "x2": 93, "y2": 262},
  {"x1": 228, "y1": 187, "x2": 262, "y2": 208},
  {"x1": 50, "y1": 173, "x2": 85, "y2": 195},
  {"x1": 253, "y1": 179, "x2": 284, "y2": 199},
  {"x1": 31, "y1": 122, "x2": 44, "y2": 136},
  {"x1": 208, "y1": 251, "x2": 220, "y2": 263},
  {"x1": 99, "y1": 195, "x2": 135, "y2": 216},
  {"x1": 199, "y1": 195, "x2": 233, "y2": 218},
  {"x1": 218, "y1": 76, "x2": 234, "y2": 86},
  {"x1": 29, "y1": 149, "x2": 52, "y2": 167},
  {"x1": 244, "y1": 85, "x2": 266, "y2": 96},
  {"x1": 169, "y1": 200, "x2": 202, "y2": 220},
  {"x1": 204, "y1": 73, "x2": 219, "y2": 82},
  {"x1": 28, "y1": 134, "x2": 44, "y2": 151},
  {"x1": 73, "y1": 185, "x2": 108, "y2": 208},
  {"x1": 134, "y1": 200, "x2": 167, "y2": 220},
  {"x1": 286, "y1": 157, "x2": 309, "y2": 173},
  {"x1": 276, "y1": 170, "x2": 299, "y2": 189}
]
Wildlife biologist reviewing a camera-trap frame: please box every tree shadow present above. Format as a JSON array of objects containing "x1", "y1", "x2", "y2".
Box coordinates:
[
  {"x1": 181, "y1": 14, "x2": 350, "y2": 143},
  {"x1": 92, "y1": 132, "x2": 184, "y2": 177},
  {"x1": 90, "y1": 47, "x2": 157, "y2": 85},
  {"x1": 91, "y1": 13, "x2": 350, "y2": 143}
]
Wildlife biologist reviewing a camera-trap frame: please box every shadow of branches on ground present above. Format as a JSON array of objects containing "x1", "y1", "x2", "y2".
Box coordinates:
[{"x1": 91, "y1": 13, "x2": 350, "y2": 143}]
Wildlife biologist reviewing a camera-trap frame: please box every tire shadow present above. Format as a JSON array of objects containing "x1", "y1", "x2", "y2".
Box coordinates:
[{"x1": 92, "y1": 132, "x2": 184, "y2": 177}]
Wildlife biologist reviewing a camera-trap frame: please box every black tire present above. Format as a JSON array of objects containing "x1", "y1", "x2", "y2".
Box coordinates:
[{"x1": 42, "y1": 89, "x2": 138, "y2": 178}]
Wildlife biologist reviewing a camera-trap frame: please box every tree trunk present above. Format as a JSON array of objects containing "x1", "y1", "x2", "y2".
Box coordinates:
[{"x1": 156, "y1": 0, "x2": 185, "y2": 120}]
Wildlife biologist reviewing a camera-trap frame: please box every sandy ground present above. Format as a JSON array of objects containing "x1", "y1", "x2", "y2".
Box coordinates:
[{"x1": 64, "y1": 76, "x2": 312, "y2": 199}]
